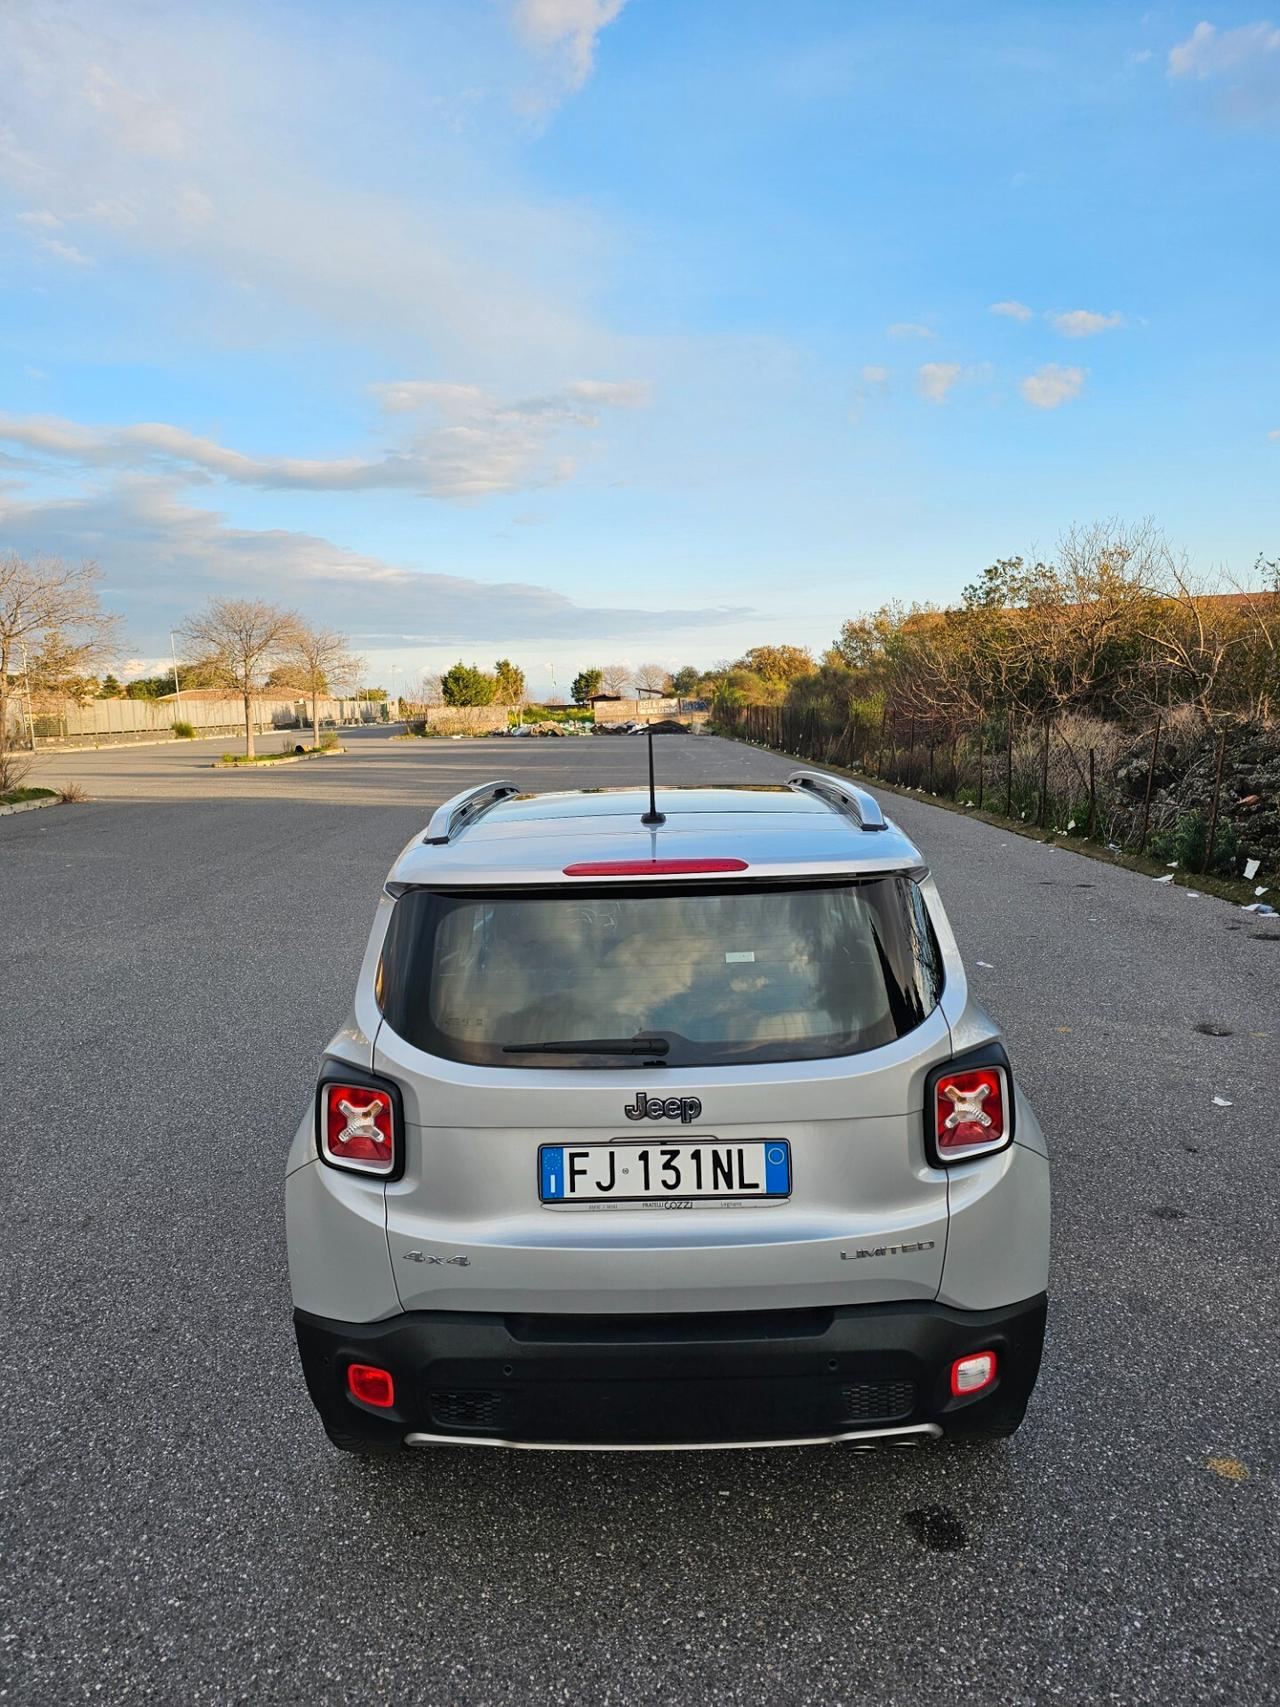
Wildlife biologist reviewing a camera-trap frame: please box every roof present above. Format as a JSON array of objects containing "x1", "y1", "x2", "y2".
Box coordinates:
[{"x1": 387, "y1": 779, "x2": 924, "y2": 889}]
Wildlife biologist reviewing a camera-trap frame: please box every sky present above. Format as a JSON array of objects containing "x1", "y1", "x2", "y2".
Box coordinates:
[{"x1": 0, "y1": 1, "x2": 1277, "y2": 697}]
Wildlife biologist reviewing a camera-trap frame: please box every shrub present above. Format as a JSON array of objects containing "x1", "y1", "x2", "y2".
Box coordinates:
[
  {"x1": 56, "y1": 781, "x2": 88, "y2": 804},
  {"x1": 520, "y1": 704, "x2": 593, "y2": 724},
  {"x1": 171, "y1": 720, "x2": 196, "y2": 739},
  {"x1": 0, "y1": 748, "x2": 32, "y2": 795},
  {"x1": 1149, "y1": 810, "x2": 1240, "y2": 876}
]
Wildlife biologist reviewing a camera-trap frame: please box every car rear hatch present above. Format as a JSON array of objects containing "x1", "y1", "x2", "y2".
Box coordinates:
[{"x1": 372, "y1": 863, "x2": 954, "y2": 1314}]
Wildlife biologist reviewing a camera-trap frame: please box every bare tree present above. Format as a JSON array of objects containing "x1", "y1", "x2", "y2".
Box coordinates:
[
  {"x1": 600, "y1": 662, "x2": 631, "y2": 696},
  {"x1": 418, "y1": 673, "x2": 444, "y2": 707},
  {"x1": 177, "y1": 597, "x2": 299, "y2": 758},
  {"x1": 0, "y1": 554, "x2": 120, "y2": 786},
  {"x1": 634, "y1": 661, "x2": 672, "y2": 698},
  {"x1": 279, "y1": 621, "x2": 363, "y2": 750}
]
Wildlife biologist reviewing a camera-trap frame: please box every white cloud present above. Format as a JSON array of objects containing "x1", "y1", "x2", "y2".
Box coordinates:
[
  {"x1": 1169, "y1": 19, "x2": 1280, "y2": 77},
  {"x1": 17, "y1": 208, "x2": 62, "y2": 228},
  {"x1": 0, "y1": 480, "x2": 749, "y2": 652},
  {"x1": 0, "y1": 381, "x2": 648, "y2": 499},
  {"x1": 510, "y1": 0, "x2": 627, "y2": 91},
  {"x1": 82, "y1": 63, "x2": 189, "y2": 158},
  {"x1": 564, "y1": 377, "x2": 651, "y2": 407},
  {"x1": 0, "y1": 5, "x2": 628, "y2": 372},
  {"x1": 1019, "y1": 364, "x2": 1086, "y2": 408},
  {"x1": 849, "y1": 365, "x2": 890, "y2": 423},
  {"x1": 1047, "y1": 308, "x2": 1124, "y2": 337},
  {"x1": 371, "y1": 382, "x2": 504, "y2": 416},
  {"x1": 35, "y1": 236, "x2": 92, "y2": 265},
  {"x1": 917, "y1": 362, "x2": 963, "y2": 403},
  {"x1": 888, "y1": 322, "x2": 935, "y2": 339},
  {"x1": 1168, "y1": 19, "x2": 1280, "y2": 116},
  {"x1": 989, "y1": 300, "x2": 1033, "y2": 321},
  {"x1": 1269, "y1": 427, "x2": 1280, "y2": 440}
]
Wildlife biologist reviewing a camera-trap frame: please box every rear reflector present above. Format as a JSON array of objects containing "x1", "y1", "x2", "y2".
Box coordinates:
[
  {"x1": 347, "y1": 1363, "x2": 396, "y2": 1408},
  {"x1": 562, "y1": 858, "x2": 749, "y2": 876},
  {"x1": 950, "y1": 1351, "x2": 997, "y2": 1397}
]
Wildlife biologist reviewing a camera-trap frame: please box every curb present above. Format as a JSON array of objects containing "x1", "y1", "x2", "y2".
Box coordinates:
[
  {"x1": 0, "y1": 796, "x2": 61, "y2": 817},
  {"x1": 213, "y1": 747, "x2": 348, "y2": 770}
]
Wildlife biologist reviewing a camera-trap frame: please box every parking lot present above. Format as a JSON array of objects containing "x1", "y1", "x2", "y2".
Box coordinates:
[{"x1": 3, "y1": 729, "x2": 1278, "y2": 1705}]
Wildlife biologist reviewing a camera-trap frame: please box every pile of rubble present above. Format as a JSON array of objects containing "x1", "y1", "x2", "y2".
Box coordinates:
[{"x1": 1114, "y1": 718, "x2": 1279, "y2": 870}]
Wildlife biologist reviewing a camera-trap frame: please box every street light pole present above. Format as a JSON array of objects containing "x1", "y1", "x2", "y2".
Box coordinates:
[{"x1": 169, "y1": 631, "x2": 182, "y2": 705}]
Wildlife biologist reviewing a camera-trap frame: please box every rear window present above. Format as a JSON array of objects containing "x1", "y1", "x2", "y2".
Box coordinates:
[{"x1": 377, "y1": 878, "x2": 943, "y2": 1069}]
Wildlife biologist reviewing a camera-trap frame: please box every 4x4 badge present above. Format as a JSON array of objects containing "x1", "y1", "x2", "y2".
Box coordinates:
[
  {"x1": 403, "y1": 1252, "x2": 471, "y2": 1266},
  {"x1": 624, "y1": 1094, "x2": 703, "y2": 1124}
]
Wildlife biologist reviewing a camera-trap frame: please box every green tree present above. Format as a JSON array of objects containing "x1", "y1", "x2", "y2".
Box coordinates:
[
  {"x1": 125, "y1": 674, "x2": 170, "y2": 699},
  {"x1": 670, "y1": 665, "x2": 701, "y2": 696},
  {"x1": 734, "y1": 644, "x2": 816, "y2": 685},
  {"x1": 125, "y1": 655, "x2": 224, "y2": 698},
  {"x1": 493, "y1": 658, "x2": 526, "y2": 706},
  {"x1": 441, "y1": 660, "x2": 497, "y2": 706},
  {"x1": 98, "y1": 673, "x2": 123, "y2": 698},
  {"x1": 27, "y1": 631, "x2": 101, "y2": 705},
  {"x1": 571, "y1": 666, "x2": 603, "y2": 703}
]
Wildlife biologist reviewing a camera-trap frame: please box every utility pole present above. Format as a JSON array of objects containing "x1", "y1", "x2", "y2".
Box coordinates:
[{"x1": 16, "y1": 640, "x2": 37, "y2": 750}]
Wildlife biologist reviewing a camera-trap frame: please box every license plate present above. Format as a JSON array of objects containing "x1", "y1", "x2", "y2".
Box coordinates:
[{"x1": 538, "y1": 1141, "x2": 791, "y2": 1203}]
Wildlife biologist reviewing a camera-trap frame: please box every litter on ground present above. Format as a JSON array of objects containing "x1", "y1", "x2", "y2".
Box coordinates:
[
  {"x1": 1243, "y1": 858, "x2": 1261, "y2": 880},
  {"x1": 1212, "y1": 1097, "x2": 1233, "y2": 1108},
  {"x1": 1153, "y1": 874, "x2": 1175, "y2": 884}
]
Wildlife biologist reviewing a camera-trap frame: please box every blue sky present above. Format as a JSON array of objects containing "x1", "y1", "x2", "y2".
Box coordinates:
[{"x1": 1, "y1": 1, "x2": 1277, "y2": 696}]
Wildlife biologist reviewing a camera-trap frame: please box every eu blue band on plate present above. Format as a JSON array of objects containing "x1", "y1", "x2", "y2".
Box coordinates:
[
  {"x1": 540, "y1": 1145, "x2": 565, "y2": 1200},
  {"x1": 763, "y1": 1142, "x2": 790, "y2": 1194}
]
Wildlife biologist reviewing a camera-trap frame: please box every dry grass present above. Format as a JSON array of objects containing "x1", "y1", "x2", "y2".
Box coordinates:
[{"x1": 0, "y1": 747, "x2": 33, "y2": 796}]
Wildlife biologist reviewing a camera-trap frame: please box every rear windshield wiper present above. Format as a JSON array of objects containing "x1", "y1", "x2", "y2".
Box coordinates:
[{"x1": 503, "y1": 1036, "x2": 670, "y2": 1057}]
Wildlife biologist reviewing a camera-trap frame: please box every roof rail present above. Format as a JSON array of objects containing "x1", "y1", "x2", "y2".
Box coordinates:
[
  {"x1": 423, "y1": 780, "x2": 520, "y2": 845},
  {"x1": 787, "y1": 770, "x2": 888, "y2": 831}
]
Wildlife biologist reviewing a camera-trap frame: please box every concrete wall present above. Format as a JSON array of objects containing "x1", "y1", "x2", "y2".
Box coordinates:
[
  {"x1": 11, "y1": 695, "x2": 387, "y2": 749},
  {"x1": 592, "y1": 699, "x2": 710, "y2": 725},
  {"x1": 422, "y1": 706, "x2": 510, "y2": 735}
]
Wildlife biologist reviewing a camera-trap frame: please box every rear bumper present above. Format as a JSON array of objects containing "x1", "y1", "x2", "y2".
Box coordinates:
[{"x1": 294, "y1": 1293, "x2": 1047, "y2": 1450}]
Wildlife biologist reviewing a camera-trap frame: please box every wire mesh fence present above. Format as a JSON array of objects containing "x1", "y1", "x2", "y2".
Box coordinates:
[{"x1": 718, "y1": 702, "x2": 1253, "y2": 877}]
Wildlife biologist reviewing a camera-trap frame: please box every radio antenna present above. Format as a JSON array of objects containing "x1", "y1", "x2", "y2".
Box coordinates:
[{"x1": 641, "y1": 724, "x2": 665, "y2": 825}]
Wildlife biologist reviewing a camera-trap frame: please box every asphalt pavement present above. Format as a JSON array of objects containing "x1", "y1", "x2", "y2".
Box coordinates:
[{"x1": 2, "y1": 729, "x2": 1277, "y2": 1705}]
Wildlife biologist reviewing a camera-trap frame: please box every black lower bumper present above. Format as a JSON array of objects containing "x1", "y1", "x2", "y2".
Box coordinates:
[{"x1": 294, "y1": 1294, "x2": 1047, "y2": 1449}]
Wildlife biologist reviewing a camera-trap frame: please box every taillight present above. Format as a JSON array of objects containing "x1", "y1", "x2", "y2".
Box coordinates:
[
  {"x1": 347, "y1": 1363, "x2": 395, "y2": 1408},
  {"x1": 317, "y1": 1076, "x2": 401, "y2": 1177},
  {"x1": 925, "y1": 1053, "x2": 1013, "y2": 1166}
]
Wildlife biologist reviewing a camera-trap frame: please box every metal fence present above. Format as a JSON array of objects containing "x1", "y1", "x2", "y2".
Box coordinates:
[{"x1": 720, "y1": 702, "x2": 1246, "y2": 876}]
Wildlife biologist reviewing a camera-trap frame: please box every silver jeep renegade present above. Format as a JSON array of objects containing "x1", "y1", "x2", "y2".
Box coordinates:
[{"x1": 285, "y1": 771, "x2": 1049, "y2": 1453}]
